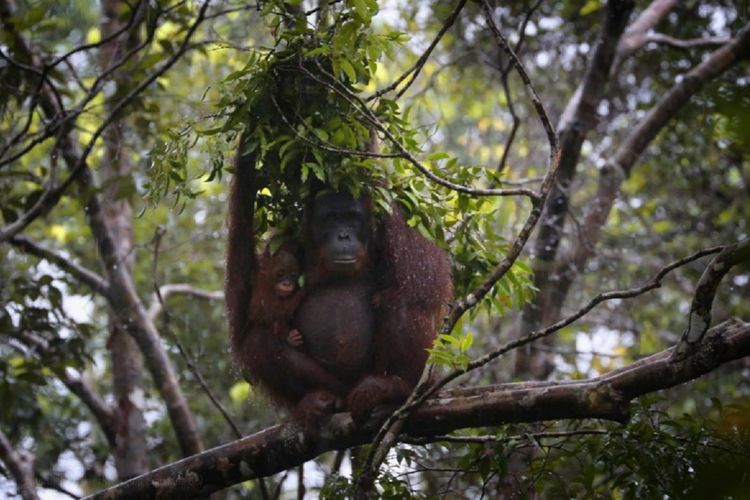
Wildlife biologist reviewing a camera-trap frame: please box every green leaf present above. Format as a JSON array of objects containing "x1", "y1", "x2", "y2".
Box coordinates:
[
  {"x1": 339, "y1": 58, "x2": 357, "y2": 83},
  {"x1": 580, "y1": 0, "x2": 602, "y2": 16},
  {"x1": 460, "y1": 332, "x2": 473, "y2": 353}
]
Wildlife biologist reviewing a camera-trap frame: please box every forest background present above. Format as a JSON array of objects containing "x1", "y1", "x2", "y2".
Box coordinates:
[{"x1": 1, "y1": 0, "x2": 750, "y2": 498}]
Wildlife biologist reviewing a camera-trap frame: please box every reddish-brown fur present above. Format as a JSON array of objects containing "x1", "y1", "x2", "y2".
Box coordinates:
[
  {"x1": 226, "y1": 150, "x2": 453, "y2": 423},
  {"x1": 248, "y1": 246, "x2": 303, "y2": 341}
]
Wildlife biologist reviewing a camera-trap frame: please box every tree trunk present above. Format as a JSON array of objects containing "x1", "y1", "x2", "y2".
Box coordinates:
[{"x1": 99, "y1": 0, "x2": 148, "y2": 480}]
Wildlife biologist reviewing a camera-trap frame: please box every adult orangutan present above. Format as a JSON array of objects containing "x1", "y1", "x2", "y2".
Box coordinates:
[{"x1": 226, "y1": 148, "x2": 453, "y2": 422}]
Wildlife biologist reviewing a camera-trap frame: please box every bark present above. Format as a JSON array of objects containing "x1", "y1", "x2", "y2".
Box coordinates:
[
  {"x1": 89, "y1": 318, "x2": 750, "y2": 499},
  {"x1": 99, "y1": 0, "x2": 148, "y2": 479}
]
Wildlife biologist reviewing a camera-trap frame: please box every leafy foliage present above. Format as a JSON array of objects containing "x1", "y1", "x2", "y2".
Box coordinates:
[{"x1": 1, "y1": 0, "x2": 749, "y2": 498}]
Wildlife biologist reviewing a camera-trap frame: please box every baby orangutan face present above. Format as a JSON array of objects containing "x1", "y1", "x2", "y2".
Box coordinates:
[{"x1": 271, "y1": 249, "x2": 300, "y2": 298}]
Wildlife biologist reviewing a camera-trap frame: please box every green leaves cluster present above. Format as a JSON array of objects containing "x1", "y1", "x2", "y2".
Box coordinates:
[{"x1": 147, "y1": 0, "x2": 536, "y2": 319}]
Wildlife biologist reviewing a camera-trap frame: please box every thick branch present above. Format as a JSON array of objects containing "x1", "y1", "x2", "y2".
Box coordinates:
[
  {"x1": 611, "y1": 0, "x2": 679, "y2": 72},
  {"x1": 62, "y1": 368, "x2": 118, "y2": 447},
  {"x1": 88, "y1": 318, "x2": 750, "y2": 499},
  {"x1": 0, "y1": 428, "x2": 38, "y2": 500},
  {"x1": 674, "y1": 238, "x2": 750, "y2": 357}
]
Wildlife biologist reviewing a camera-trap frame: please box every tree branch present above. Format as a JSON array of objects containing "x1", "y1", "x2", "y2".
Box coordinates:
[
  {"x1": 15, "y1": 331, "x2": 118, "y2": 447},
  {"x1": 674, "y1": 238, "x2": 750, "y2": 357},
  {"x1": 552, "y1": 21, "x2": 750, "y2": 314},
  {"x1": 518, "y1": 0, "x2": 635, "y2": 377},
  {"x1": 9, "y1": 235, "x2": 111, "y2": 299},
  {"x1": 645, "y1": 32, "x2": 731, "y2": 50},
  {"x1": 146, "y1": 283, "x2": 224, "y2": 323},
  {"x1": 88, "y1": 318, "x2": 750, "y2": 499},
  {"x1": 0, "y1": 428, "x2": 38, "y2": 500},
  {"x1": 0, "y1": 0, "x2": 212, "y2": 457},
  {"x1": 611, "y1": 0, "x2": 679, "y2": 73}
]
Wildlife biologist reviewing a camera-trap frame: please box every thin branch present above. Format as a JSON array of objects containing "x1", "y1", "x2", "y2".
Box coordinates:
[
  {"x1": 354, "y1": 5, "x2": 563, "y2": 493},
  {"x1": 0, "y1": 428, "x2": 38, "y2": 500},
  {"x1": 301, "y1": 63, "x2": 543, "y2": 201},
  {"x1": 150, "y1": 227, "x2": 243, "y2": 440},
  {"x1": 0, "y1": 0, "x2": 208, "y2": 240},
  {"x1": 517, "y1": 0, "x2": 635, "y2": 376},
  {"x1": 612, "y1": 0, "x2": 679, "y2": 73},
  {"x1": 357, "y1": 245, "x2": 721, "y2": 493},
  {"x1": 47, "y1": 1, "x2": 145, "y2": 69},
  {"x1": 14, "y1": 331, "x2": 118, "y2": 447},
  {"x1": 366, "y1": 0, "x2": 468, "y2": 101},
  {"x1": 674, "y1": 238, "x2": 750, "y2": 358},
  {"x1": 268, "y1": 91, "x2": 401, "y2": 159},
  {"x1": 146, "y1": 283, "x2": 224, "y2": 323},
  {"x1": 8, "y1": 235, "x2": 111, "y2": 298},
  {"x1": 494, "y1": 0, "x2": 543, "y2": 174},
  {"x1": 423, "y1": 245, "x2": 722, "y2": 409},
  {"x1": 203, "y1": 3, "x2": 259, "y2": 21},
  {"x1": 0, "y1": 144, "x2": 61, "y2": 243},
  {"x1": 401, "y1": 429, "x2": 612, "y2": 446},
  {"x1": 0, "y1": 0, "x2": 213, "y2": 456},
  {"x1": 645, "y1": 32, "x2": 731, "y2": 50}
]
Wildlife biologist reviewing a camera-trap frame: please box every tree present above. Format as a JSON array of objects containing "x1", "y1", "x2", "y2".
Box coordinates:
[{"x1": 1, "y1": 0, "x2": 749, "y2": 498}]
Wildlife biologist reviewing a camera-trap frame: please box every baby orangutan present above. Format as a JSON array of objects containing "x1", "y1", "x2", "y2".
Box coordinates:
[{"x1": 249, "y1": 245, "x2": 304, "y2": 347}]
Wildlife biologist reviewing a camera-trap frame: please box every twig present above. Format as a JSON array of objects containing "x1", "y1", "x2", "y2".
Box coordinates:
[
  {"x1": 150, "y1": 227, "x2": 243, "y2": 440},
  {"x1": 367, "y1": 0, "x2": 469, "y2": 101}
]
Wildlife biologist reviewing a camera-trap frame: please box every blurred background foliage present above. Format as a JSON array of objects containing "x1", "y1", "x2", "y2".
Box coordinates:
[{"x1": 1, "y1": 0, "x2": 749, "y2": 497}]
